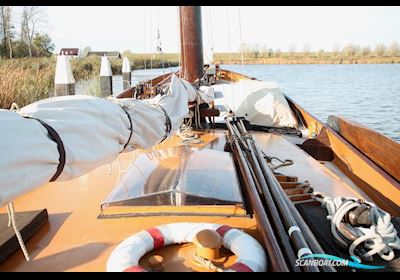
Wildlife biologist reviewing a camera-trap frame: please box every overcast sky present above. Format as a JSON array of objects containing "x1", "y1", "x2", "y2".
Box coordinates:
[{"x1": 17, "y1": 6, "x2": 400, "y2": 53}]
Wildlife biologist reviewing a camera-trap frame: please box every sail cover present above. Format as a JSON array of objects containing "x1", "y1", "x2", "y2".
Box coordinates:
[
  {"x1": 0, "y1": 75, "x2": 189, "y2": 206},
  {"x1": 213, "y1": 79, "x2": 298, "y2": 128}
]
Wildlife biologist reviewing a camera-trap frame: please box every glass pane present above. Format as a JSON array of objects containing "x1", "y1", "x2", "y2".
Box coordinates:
[{"x1": 102, "y1": 146, "x2": 243, "y2": 207}]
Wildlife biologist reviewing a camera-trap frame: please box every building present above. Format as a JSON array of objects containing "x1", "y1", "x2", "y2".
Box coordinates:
[
  {"x1": 87, "y1": 51, "x2": 121, "y2": 59},
  {"x1": 59, "y1": 48, "x2": 80, "y2": 58}
]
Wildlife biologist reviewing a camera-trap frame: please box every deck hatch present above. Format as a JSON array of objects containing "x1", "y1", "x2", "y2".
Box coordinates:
[{"x1": 101, "y1": 146, "x2": 244, "y2": 215}]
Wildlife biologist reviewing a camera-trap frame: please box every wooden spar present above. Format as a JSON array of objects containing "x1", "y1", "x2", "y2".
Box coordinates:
[{"x1": 179, "y1": 6, "x2": 204, "y2": 83}]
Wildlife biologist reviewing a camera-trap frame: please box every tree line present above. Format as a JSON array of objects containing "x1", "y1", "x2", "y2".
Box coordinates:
[
  {"x1": 238, "y1": 42, "x2": 400, "y2": 59},
  {"x1": 0, "y1": 6, "x2": 54, "y2": 59}
]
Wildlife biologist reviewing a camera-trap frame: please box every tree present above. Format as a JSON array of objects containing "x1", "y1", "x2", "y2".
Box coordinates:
[
  {"x1": 375, "y1": 43, "x2": 387, "y2": 57},
  {"x1": 288, "y1": 44, "x2": 296, "y2": 57},
  {"x1": 32, "y1": 33, "x2": 54, "y2": 57},
  {"x1": 0, "y1": 6, "x2": 14, "y2": 58},
  {"x1": 388, "y1": 42, "x2": 400, "y2": 56},
  {"x1": 343, "y1": 44, "x2": 360, "y2": 57},
  {"x1": 274, "y1": 48, "x2": 281, "y2": 58},
  {"x1": 303, "y1": 44, "x2": 311, "y2": 57},
  {"x1": 332, "y1": 44, "x2": 340, "y2": 57},
  {"x1": 21, "y1": 6, "x2": 45, "y2": 58},
  {"x1": 361, "y1": 46, "x2": 371, "y2": 57}
]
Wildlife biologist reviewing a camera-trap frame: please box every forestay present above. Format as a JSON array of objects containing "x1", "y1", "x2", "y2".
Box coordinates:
[{"x1": 0, "y1": 75, "x2": 189, "y2": 206}]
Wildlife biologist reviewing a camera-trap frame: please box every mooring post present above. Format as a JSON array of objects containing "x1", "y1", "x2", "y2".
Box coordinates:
[
  {"x1": 122, "y1": 57, "x2": 132, "y2": 90},
  {"x1": 100, "y1": 55, "x2": 113, "y2": 97},
  {"x1": 54, "y1": 54, "x2": 75, "y2": 96}
]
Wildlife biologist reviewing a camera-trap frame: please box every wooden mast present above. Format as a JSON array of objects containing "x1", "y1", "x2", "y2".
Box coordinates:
[{"x1": 179, "y1": 6, "x2": 204, "y2": 83}]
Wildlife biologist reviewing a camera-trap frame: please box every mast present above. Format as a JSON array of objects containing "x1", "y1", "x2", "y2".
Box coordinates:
[{"x1": 179, "y1": 6, "x2": 204, "y2": 83}]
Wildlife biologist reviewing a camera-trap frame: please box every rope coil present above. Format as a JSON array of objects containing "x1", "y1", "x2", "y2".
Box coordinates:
[{"x1": 314, "y1": 193, "x2": 400, "y2": 262}]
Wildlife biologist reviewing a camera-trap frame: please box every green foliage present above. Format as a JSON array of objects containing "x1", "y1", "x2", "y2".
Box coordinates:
[{"x1": 32, "y1": 34, "x2": 55, "y2": 57}]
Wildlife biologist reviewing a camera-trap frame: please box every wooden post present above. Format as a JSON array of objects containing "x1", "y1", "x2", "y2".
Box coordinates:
[
  {"x1": 179, "y1": 6, "x2": 204, "y2": 82},
  {"x1": 100, "y1": 56, "x2": 113, "y2": 97},
  {"x1": 54, "y1": 54, "x2": 75, "y2": 96},
  {"x1": 122, "y1": 57, "x2": 131, "y2": 90}
]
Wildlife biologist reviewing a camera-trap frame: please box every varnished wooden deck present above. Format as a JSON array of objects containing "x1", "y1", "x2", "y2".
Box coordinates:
[{"x1": 0, "y1": 128, "x2": 371, "y2": 272}]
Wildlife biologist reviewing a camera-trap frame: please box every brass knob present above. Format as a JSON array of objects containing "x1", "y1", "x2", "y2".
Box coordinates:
[
  {"x1": 148, "y1": 255, "x2": 164, "y2": 272},
  {"x1": 192, "y1": 229, "x2": 222, "y2": 261}
]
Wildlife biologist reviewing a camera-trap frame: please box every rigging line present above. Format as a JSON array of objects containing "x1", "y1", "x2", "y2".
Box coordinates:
[
  {"x1": 150, "y1": 6, "x2": 153, "y2": 69},
  {"x1": 143, "y1": 6, "x2": 147, "y2": 70},
  {"x1": 180, "y1": 7, "x2": 187, "y2": 80},
  {"x1": 176, "y1": 6, "x2": 182, "y2": 76},
  {"x1": 238, "y1": 6, "x2": 248, "y2": 118},
  {"x1": 207, "y1": 7, "x2": 214, "y2": 62},
  {"x1": 226, "y1": 7, "x2": 232, "y2": 64},
  {"x1": 156, "y1": 6, "x2": 165, "y2": 75}
]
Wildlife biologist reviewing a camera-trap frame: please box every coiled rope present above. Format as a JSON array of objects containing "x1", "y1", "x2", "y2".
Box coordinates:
[{"x1": 314, "y1": 193, "x2": 400, "y2": 262}]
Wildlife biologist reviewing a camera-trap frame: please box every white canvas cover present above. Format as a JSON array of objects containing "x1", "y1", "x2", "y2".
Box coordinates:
[
  {"x1": 213, "y1": 80, "x2": 298, "y2": 128},
  {"x1": 0, "y1": 75, "x2": 189, "y2": 206}
]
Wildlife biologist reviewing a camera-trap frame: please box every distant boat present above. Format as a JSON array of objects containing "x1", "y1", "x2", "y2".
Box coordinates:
[{"x1": 0, "y1": 6, "x2": 399, "y2": 272}]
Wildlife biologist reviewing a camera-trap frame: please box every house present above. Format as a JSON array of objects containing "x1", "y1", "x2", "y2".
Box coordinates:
[
  {"x1": 87, "y1": 51, "x2": 122, "y2": 59},
  {"x1": 59, "y1": 48, "x2": 79, "y2": 58}
]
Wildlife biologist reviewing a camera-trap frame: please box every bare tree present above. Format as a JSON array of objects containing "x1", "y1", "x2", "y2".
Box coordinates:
[
  {"x1": 303, "y1": 44, "x2": 311, "y2": 57},
  {"x1": 21, "y1": 6, "x2": 45, "y2": 57},
  {"x1": 0, "y1": 6, "x2": 14, "y2": 58},
  {"x1": 362, "y1": 46, "x2": 371, "y2": 57},
  {"x1": 388, "y1": 41, "x2": 400, "y2": 56},
  {"x1": 332, "y1": 43, "x2": 340, "y2": 57},
  {"x1": 374, "y1": 43, "x2": 387, "y2": 57},
  {"x1": 343, "y1": 44, "x2": 360, "y2": 57},
  {"x1": 288, "y1": 44, "x2": 296, "y2": 57}
]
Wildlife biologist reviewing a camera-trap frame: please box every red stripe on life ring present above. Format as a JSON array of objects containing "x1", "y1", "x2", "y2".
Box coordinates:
[
  {"x1": 123, "y1": 265, "x2": 147, "y2": 272},
  {"x1": 146, "y1": 228, "x2": 165, "y2": 250},
  {"x1": 227, "y1": 262, "x2": 253, "y2": 272},
  {"x1": 216, "y1": 225, "x2": 232, "y2": 238}
]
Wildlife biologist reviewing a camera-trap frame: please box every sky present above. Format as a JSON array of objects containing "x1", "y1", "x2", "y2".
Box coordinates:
[{"x1": 14, "y1": 6, "x2": 400, "y2": 53}]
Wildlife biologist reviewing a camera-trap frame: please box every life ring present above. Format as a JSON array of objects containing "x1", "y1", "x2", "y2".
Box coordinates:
[{"x1": 106, "y1": 222, "x2": 267, "y2": 272}]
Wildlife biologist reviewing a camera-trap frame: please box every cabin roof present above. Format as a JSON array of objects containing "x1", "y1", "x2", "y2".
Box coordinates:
[
  {"x1": 87, "y1": 51, "x2": 121, "y2": 59},
  {"x1": 59, "y1": 48, "x2": 79, "y2": 55}
]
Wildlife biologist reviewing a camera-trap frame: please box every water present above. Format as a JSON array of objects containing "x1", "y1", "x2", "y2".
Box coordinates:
[{"x1": 82, "y1": 64, "x2": 400, "y2": 142}]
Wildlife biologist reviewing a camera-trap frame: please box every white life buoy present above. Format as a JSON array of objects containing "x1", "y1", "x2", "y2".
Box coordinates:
[{"x1": 106, "y1": 222, "x2": 267, "y2": 272}]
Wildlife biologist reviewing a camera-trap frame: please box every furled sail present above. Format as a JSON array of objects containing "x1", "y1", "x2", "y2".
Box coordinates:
[{"x1": 0, "y1": 75, "x2": 189, "y2": 206}]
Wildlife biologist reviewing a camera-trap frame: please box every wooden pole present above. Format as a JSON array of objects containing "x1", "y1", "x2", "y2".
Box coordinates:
[
  {"x1": 179, "y1": 6, "x2": 204, "y2": 83},
  {"x1": 122, "y1": 57, "x2": 132, "y2": 90},
  {"x1": 54, "y1": 54, "x2": 75, "y2": 97},
  {"x1": 100, "y1": 56, "x2": 113, "y2": 97}
]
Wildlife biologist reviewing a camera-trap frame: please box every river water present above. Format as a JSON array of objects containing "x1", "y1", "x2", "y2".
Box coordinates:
[{"x1": 84, "y1": 64, "x2": 400, "y2": 142}]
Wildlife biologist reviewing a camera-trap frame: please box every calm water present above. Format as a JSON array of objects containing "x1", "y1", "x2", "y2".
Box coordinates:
[{"x1": 101, "y1": 64, "x2": 400, "y2": 142}]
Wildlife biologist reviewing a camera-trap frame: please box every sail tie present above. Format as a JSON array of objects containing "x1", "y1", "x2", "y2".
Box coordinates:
[
  {"x1": 22, "y1": 116, "x2": 66, "y2": 182},
  {"x1": 118, "y1": 105, "x2": 133, "y2": 152}
]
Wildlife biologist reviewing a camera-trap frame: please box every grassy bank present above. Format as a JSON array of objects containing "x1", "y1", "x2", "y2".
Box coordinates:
[
  {"x1": 214, "y1": 52, "x2": 400, "y2": 64},
  {"x1": 0, "y1": 55, "x2": 179, "y2": 109}
]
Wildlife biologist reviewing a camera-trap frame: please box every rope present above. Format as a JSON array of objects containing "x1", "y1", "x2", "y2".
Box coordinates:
[
  {"x1": 193, "y1": 254, "x2": 224, "y2": 272},
  {"x1": 314, "y1": 193, "x2": 400, "y2": 262},
  {"x1": 7, "y1": 202, "x2": 30, "y2": 261},
  {"x1": 143, "y1": 6, "x2": 147, "y2": 70},
  {"x1": 225, "y1": 7, "x2": 232, "y2": 65},
  {"x1": 150, "y1": 6, "x2": 153, "y2": 70},
  {"x1": 176, "y1": 6, "x2": 182, "y2": 76}
]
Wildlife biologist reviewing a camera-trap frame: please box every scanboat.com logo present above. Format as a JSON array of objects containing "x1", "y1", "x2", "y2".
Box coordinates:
[{"x1": 296, "y1": 254, "x2": 385, "y2": 270}]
